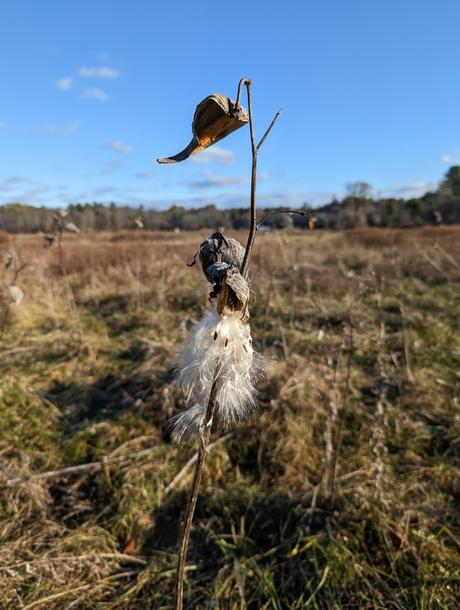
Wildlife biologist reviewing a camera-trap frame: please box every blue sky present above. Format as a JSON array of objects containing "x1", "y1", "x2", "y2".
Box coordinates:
[{"x1": 1, "y1": 0, "x2": 459, "y2": 209}]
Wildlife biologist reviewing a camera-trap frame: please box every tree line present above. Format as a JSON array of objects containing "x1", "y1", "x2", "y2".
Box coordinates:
[{"x1": 1, "y1": 166, "x2": 459, "y2": 233}]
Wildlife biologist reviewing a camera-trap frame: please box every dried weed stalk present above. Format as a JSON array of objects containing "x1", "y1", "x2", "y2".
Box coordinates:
[
  {"x1": 0, "y1": 250, "x2": 26, "y2": 345},
  {"x1": 158, "y1": 77, "x2": 281, "y2": 610},
  {"x1": 45, "y1": 209, "x2": 83, "y2": 340}
]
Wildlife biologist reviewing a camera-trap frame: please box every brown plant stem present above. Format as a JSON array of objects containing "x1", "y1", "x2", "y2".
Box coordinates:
[
  {"x1": 240, "y1": 78, "x2": 257, "y2": 278},
  {"x1": 240, "y1": 80, "x2": 282, "y2": 277},
  {"x1": 174, "y1": 377, "x2": 219, "y2": 610},
  {"x1": 173, "y1": 77, "x2": 281, "y2": 610},
  {"x1": 257, "y1": 209, "x2": 307, "y2": 229}
]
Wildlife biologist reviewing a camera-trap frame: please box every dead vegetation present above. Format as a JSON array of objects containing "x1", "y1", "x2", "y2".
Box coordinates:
[{"x1": 0, "y1": 226, "x2": 459, "y2": 609}]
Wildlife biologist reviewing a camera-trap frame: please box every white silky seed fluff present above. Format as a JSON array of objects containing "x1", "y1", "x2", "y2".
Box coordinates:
[{"x1": 172, "y1": 310, "x2": 262, "y2": 440}]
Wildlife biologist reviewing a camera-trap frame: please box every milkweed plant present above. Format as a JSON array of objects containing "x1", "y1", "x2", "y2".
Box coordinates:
[{"x1": 157, "y1": 76, "x2": 281, "y2": 610}]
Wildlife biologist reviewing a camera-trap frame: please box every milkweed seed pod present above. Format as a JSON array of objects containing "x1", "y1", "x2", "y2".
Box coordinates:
[
  {"x1": 198, "y1": 232, "x2": 249, "y2": 320},
  {"x1": 171, "y1": 232, "x2": 261, "y2": 441},
  {"x1": 157, "y1": 94, "x2": 248, "y2": 164},
  {"x1": 198, "y1": 232, "x2": 246, "y2": 279}
]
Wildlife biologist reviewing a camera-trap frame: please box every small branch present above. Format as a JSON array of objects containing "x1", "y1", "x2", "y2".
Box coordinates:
[
  {"x1": 257, "y1": 108, "x2": 282, "y2": 151},
  {"x1": 433, "y1": 242, "x2": 458, "y2": 268},
  {"x1": 164, "y1": 433, "x2": 233, "y2": 495},
  {"x1": 12, "y1": 262, "x2": 28, "y2": 284},
  {"x1": 1, "y1": 445, "x2": 159, "y2": 488},
  {"x1": 0, "y1": 553, "x2": 147, "y2": 572},
  {"x1": 22, "y1": 584, "x2": 93, "y2": 610},
  {"x1": 234, "y1": 77, "x2": 250, "y2": 109},
  {"x1": 240, "y1": 82, "x2": 281, "y2": 277},
  {"x1": 240, "y1": 80, "x2": 257, "y2": 277},
  {"x1": 422, "y1": 250, "x2": 448, "y2": 278},
  {"x1": 22, "y1": 571, "x2": 136, "y2": 610},
  {"x1": 257, "y1": 209, "x2": 307, "y2": 229}
]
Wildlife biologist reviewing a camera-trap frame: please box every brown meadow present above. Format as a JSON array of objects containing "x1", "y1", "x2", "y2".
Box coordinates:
[{"x1": 0, "y1": 226, "x2": 459, "y2": 609}]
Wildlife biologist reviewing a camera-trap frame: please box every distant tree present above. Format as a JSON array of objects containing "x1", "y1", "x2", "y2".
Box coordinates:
[
  {"x1": 345, "y1": 181, "x2": 373, "y2": 199},
  {"x1": 441, "y1": 165, "x2": 460, "y2": 197}
]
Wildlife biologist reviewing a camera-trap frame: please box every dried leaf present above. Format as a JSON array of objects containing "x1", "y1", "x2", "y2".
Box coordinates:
[{"x1": 217, "y1": 267, "x2": 250, "y2": 321}]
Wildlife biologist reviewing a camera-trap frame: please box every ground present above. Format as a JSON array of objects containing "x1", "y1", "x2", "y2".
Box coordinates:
[{"x1": 0, "y1": 227, "x2": 459, "y2": 609}]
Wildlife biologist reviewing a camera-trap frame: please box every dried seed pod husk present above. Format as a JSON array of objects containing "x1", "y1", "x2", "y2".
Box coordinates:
[
  {"x1": 157, "y1": 94, "x2": 248, "y2": 164},
  {"x1": 197, "y1": 232, "x2": 249, "y2": 319},
  {"x1": 199, "y1": 232, "x2": 245, "y2": 283},
  {"x1": 217, "y1": 266, "x2": 250, "y2": 321}
]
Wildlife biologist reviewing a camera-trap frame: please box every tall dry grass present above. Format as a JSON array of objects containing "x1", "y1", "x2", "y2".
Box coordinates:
[{"x1": 0, "y1": 226, "x2": 459, "y2": 609}]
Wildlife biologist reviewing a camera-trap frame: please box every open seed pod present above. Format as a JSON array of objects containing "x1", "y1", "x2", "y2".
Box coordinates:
[
  {"x1": 157, "y1": 94, "x2": 248, "y2": 164},
  {"x1": 195, "y1": 232, "x2": 250, "y2": 321},
  {"x1": 198, "y1": 232, "x2": 245, "y2": 282},
  {"x1": 216, "y1": 266, "x2": 250, "y2": 321}
]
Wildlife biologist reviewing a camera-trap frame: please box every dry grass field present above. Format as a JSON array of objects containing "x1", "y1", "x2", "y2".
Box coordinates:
[{"x1": 0, "y1": 226, "x2": 459, "y2": 609}]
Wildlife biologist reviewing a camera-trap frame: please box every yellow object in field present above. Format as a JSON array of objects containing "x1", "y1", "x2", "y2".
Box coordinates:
[{"x1": 157, "y1": 93, "x2": 248, "y2": 164}]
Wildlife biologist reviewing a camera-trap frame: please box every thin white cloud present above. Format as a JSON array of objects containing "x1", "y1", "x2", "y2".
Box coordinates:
[
  {"x1": 100, "y1": 160, "x2": 127, "y2": 176},
  {"x1": 79, "y1": 66, "x2": 121, "y2": 79},
  {"x1": 440, "y1": 152, "x2": 460, "y2": 164},
  {"x1": 376, "y1": 181, "x2": 437, "y2": 199},
  {"x1": 0, "y1": 176, "x2": 29, "y2": 194},
  {"x1": 188, "y1": 169, "x2": 270, "y2": 189},
  {"x1": 136, "y1": 170, "x2": 155, "y2": 178},
  {"x1": 80, "y1": 188, "x2": 335, "y2": 209},
  {"x1": 91, "y1": 185, "x2": 142, "y2": 198},
  {"x1": 0, "y1": 185, "x2": 51, "y2": 205},
  {"x1": 189, "y1": 146, "x2": 235, "y2": 165},
  {"x1": 189, "y1": 170, "x2": 248, "y2": 189},
  {"x1": 104, "y1": 139, "x2": 133, "y2": 155},
  {"x1": 56, "y1": 77, "x2": 73, "y2": 91},
  {"x1": 41, "y1": 121, "x2": 79, "y2": 135},
  {"x1": 6, "y1": 175, "x2": 27, "y2": 185},
  {"x1": 82, "y1": 87, "x2": 109, "y2": 102}
]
